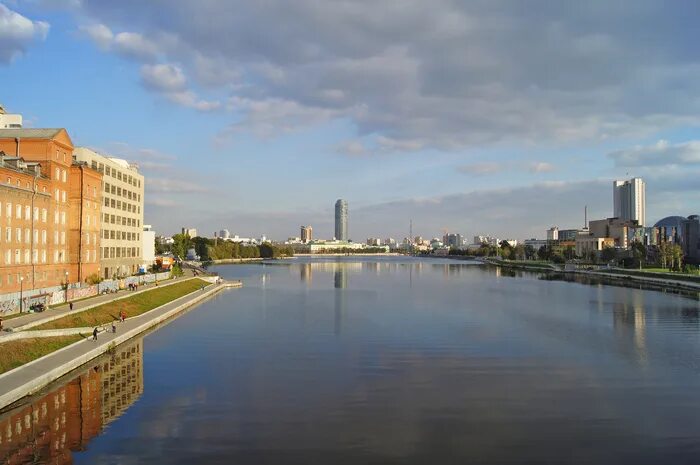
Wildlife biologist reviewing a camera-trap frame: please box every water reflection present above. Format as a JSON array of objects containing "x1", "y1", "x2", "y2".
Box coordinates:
[{"x1": 0, "y1": 338, "x2": 143, "y2": 464}]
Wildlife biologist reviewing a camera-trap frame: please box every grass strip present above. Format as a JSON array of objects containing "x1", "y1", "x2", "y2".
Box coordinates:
[
  {"x1": 35, "y1": 279, "x2": 208, "y2": 330},
  {"x1": 602, "y1": 269, "x2": 700, "y2": 284},
  {"x1": 0, "y1": 336, "x2": 83, "y2": 375}
]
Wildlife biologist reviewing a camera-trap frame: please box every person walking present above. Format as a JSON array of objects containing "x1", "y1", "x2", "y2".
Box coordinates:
[
  {"x1": 0, "y1": 317, "x2": 3, "y2": 332},
  {"x1": 69, "y1": 302, "x2": 73, "y2": 310},
  {"x1": 112, "y1": 321, "x2": 117, "y2": 333},
  {"x1": 120, "y1": 311, "x2": 126, "y2": 322},
  {"x1": 92, "y1": 327, "x2": 98, "y2": 341}
]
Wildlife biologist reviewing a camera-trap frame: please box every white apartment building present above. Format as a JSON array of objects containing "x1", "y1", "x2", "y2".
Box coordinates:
[
  {"x1": 74, "y1": 147, "x2": 145, "y2": 278},
  {"x1": 613, "y1": 177, "x2": 646, "y2": 227},
  {"x1": 142, "y1": 224, "x2": 156, "y2": 272},
  {"x1": 0, "y1": 105, "x2": 22, "y2": 129}
]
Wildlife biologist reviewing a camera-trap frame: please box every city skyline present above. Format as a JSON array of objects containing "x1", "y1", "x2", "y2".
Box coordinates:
[{"x1": 1, "y1": 2, "x2": 699, "y2": 240}]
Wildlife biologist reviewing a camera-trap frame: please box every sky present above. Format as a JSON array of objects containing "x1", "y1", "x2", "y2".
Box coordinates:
[{"x1": 1, "y1": 0, "x2": 699, "y2": 241}]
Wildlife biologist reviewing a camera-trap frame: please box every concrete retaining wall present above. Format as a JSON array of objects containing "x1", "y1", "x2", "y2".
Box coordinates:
[{"x1": 0, "y1": 282, "x2": 239, "y2": 409}]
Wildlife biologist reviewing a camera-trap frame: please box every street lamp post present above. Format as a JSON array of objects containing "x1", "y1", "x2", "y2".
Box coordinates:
[{"x1": 19, "y1": 276, "x2": 24, "y2": 313}]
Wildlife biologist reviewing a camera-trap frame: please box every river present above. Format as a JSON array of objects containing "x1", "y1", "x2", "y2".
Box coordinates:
[{"x1": 2, "y1": 256, "x2": 700, "y2": 464}]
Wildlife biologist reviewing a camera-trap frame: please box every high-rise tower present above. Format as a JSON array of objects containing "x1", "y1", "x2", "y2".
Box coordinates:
[
  {"x1": 613, "y1": 177, "x2": 645, "y2": 226},
  {"x1": 335, "y1": 199, "x2": 348, "y2": 241}
]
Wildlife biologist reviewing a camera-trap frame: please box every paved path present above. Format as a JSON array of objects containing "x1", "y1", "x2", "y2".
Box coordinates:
[
  {"x1": 0, "y1": 280, "x2": 240, "y2": 410},
  {"x1": 0, "y1": 275, "x2": 195, "y2": 334}
]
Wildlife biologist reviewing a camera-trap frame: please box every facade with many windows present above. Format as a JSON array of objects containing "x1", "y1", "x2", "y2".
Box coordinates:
[
  {"x1": 0, "y1": 128, "x2": 77, "y2": 294},
  {"x1": 74, "y1": 147, "x2": 144, "y2": 279}
]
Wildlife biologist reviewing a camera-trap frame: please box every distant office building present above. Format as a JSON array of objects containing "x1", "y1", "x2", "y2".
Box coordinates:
[
  {"x1": 219, "y1": 229, "x2": 230, "y2": 239},
  {"x1": 301, "y1": 225, "x2": 313, "y2": 243},
  {"x1": 366, "y1": 237, "x2": 382, "y2": 246},
  {"x1": 524, "y1": 239, "x2": 548, "y2": 251},
  {"x1": 0, "y1": 105, "x2": 22, "y2": 128},
  {"x1": 335, "y1": 199, "x2": 348, "y2": 241},
  {"x1": 142, "y1": 225, "x2": 156, "y2": 272},
  {"x1": 547, "y1": 227, "x2": 559, "y2": 241},
  {"x1": 181, "y1": 227, "x2": 197, "y2": 238},
  {"x1": 74, "y1": 147, "x2": 144, "y2": 279},
  {"x1": 613, "y1": 177, "x2": 646, "y2": 226},
  {"x1": 444, "y1": 233, "x2": 463, "y2": 248},
  {"x1": 474, "y1": 235, "x2": 498, "y2": 246},
  {"x1": 682, "y1": 215, "x2": 700, "y2": 264},
  {"x1": 558, "y1": 229, "x2": 581, "y2": 242},
  {"x1": 589, "y1": 217, "x2": 636, "y2": 249},
  {"x1": 384, "y1": 237, "x2": 396, "y2": 246}
]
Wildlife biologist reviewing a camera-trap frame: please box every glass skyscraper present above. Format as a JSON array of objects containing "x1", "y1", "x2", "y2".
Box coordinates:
[{"x1": 335, "y1": 199, "x2": 348, "y2": 241}]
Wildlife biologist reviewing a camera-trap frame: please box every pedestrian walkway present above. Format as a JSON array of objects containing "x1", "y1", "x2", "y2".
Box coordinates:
[
  {"x1": 0, "y1": 275, "x2": 195, "y2": 334},
  {"x1": 0, "y1": 280, "x2": 240, "y2": 410}
]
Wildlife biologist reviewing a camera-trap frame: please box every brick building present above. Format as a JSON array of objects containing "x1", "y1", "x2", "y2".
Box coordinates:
[{"x1": 0, "y1": 129, "x2": 102, "y2": 295}]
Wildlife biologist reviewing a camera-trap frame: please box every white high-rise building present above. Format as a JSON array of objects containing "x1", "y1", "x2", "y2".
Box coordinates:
[
  {"x1": 0, "y1": 105, "x2": 22, "y2": 128},
  {"x1": 613, "y1": 177, "x2": 646, "y2": 226},
  {"x1": 219, "y1": 229, "x2": 230, "y2": 239}
]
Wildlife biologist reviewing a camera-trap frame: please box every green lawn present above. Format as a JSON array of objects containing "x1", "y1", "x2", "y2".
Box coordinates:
[
  {"x1": 0, "y1": 336, "x2": 83, "y2": 374},
  {"x1": 36, "y1": 278, "x2": 208, "y2": 330},
  {"x1": 602, "y1": 269, "x2": 700, "y2": 284}
]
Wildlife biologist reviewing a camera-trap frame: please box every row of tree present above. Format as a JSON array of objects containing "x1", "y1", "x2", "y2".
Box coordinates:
[
  {"x1": 446, "y1": 239, "x2": 692, "y2": 271},
  {"x1": 157, "y1": 234, "x2": 295, "y2": 261}
]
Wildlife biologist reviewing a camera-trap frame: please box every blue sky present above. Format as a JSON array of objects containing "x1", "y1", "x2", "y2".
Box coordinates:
[{"x1": 2, "y1": 1, "x2": 699, "y2": 241}]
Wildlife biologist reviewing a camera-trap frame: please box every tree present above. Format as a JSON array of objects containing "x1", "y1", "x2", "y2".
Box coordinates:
[
  {"x1": 171, "y1": 233, "x2": 192, "y2": 260},
  {"x1": 524, "y1": 245, "x2": 536, "y2": 260},
  {"x1": 601, "y1": 246, "x2": 617, "y2": 263},
  {"x1": 671, "y1": 244, "x2": 684, "y2": 271},
  {"x1": 537, "y1": 245, "x2": 551, "y2": 261},
  {"x1": 513, "y1": 244, "x2": 526, "y2": 261},
  {"x1": 631, "y1": 241, "x2": 646, "y2": 268},
  {"x1": 563, "y1": 246, "x2": 576, "y2": 260},
  {"x1": 259, "y1": 243, "x2": 276, "y2": 258},
  {"x1": 192, "y1": 236, "x2": 212, "y2": 260}
]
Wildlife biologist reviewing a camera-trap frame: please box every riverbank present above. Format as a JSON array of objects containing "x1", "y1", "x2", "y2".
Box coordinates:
[
  {"x1": 434, "y1": 255, "x2": 700, "y2": 294},
  {"x1": 0, "y1": 279, "x2": 242, "y2": 410},
  {"x1": 293, "y1": 253, "x2": 403, "y2": 257}
]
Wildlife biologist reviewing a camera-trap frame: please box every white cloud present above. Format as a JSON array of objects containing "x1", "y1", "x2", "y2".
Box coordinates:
[
  {"x1": 51, "y1": 1, "x2": 700, "y2": 150},
  {"x1": 608, "y1": 139, "x2": 700, "y2": 167},
  {"x1": 80, "y1": 23, "x2": 112, "y2": 49},
  {"x1": 113, "y1": 31, "x2": 159, "y2": 60},
  {"x1": 0, "y1": 3, "x2": 49, "y2": 63},
  {"x1": 140, "y1": 63, "x2": 187, "y2": 92},
  {"x1": 140, "y1": 63, "x2": 221, "y2": 111}
]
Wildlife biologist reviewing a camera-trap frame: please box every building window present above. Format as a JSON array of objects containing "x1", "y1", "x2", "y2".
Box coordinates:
[
  {"x1": 42, "y1": 230, "x2": 47, "y2": 244},
  {"x1": 41, "y1": 250, "x2": 46, "y2": 263},
  {"x1": 15, "y1": 204, "x2": 21, "y2": 219},
  {"x1": 55, "y1": 188, "x2": 59, "y2": 201},
  {"x1": 55, "y1": 167, "x2": 60, "y2": 179},
  {"x1": 42, "y1": 208, "x2": 47, "y2": 222},
  {"x1": 5, "y1": 250, "x2": 10, "y2": 264},
  {"x1": 15, "y1": 249, "x2": 20, "y2": 264},
  {"x1": 5, "y1": 227, "x2": 10, "y2": 242},
  {"x1": 5, "y1": 202, "x2": 10, "y2": 218},
  {"x1": 24, "y1": 249, "x2": 30, "y2": 264},
  {"x1": 24, "y1": 205, "x2": 30, "y2": 220},
  {"x1": 62, "y1": 170, "x2": 66, "y2": 183},
  {"x1": 32, "y1": 249, "x2": 38, "y2": 263},
  {"x1": 15, "y1": 228, "x2": 21, "y2": 242},
  {"x1": 61, "y1": 231, "x2": 65, "y2": 245},
  {"x1": 33, "y1": 207, "x2": 38, "y2": 220},
  {"x1": 33, "y1": 229, "x2": 38, "y2": 243},
  {"x1": 61, "y1": 190, "x2": 66, "y2": 203},
  {"x1": 24, "y1": 229, "x2": 30, "y2": 244},
  {"x1": 61, "y1": 212, "x2": 66, "y2": 225}
]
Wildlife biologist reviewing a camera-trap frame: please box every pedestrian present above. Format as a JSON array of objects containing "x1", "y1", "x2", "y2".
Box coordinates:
[
  {"x1": 121, "y1": 311, "x2": 126, "y2": 322},
  {"x1": 112, "y1": 321, "x2": 116, "y2": 333},
  {"x1": 0, "y1": 317, "x2": 3, "y2": 331},
  {"x1": 69, "y1": 302, "x2": 73, "y2": 310},
  {"x1": 92, "y1": 327, "x2": 98, "y2": 341}
]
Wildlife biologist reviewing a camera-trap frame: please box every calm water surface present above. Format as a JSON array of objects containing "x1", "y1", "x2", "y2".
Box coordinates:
[{"x1": 3, "y1": 257, "x2": 700, "y2": 464}]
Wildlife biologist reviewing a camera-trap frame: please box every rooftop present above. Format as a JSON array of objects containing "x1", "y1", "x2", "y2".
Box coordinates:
[{"x1": 0, "y1": 128, "x2": 63, "y2": 139}]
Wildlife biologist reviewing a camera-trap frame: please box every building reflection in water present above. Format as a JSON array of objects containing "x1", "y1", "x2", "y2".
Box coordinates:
[
  {"x1": 0, "y1": 337, "x2": 144, "y2": 464},
  {"x1": 334, "y1": 267, "x2": 347, "y2": 336},
  {"x1": 300, "y1": 263, "x2": 312, "y2": 285},
  {"x1": 612, "y1": 294, "x2": 648, "y2": 366}
]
